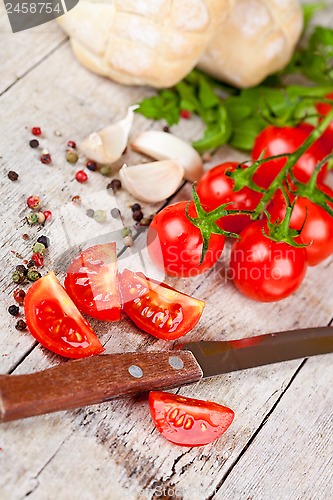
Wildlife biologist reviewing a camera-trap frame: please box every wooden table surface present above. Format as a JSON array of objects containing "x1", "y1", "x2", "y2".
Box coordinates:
[{"x1": 0, "y1": 3, "x2": 332, "y2": 499}]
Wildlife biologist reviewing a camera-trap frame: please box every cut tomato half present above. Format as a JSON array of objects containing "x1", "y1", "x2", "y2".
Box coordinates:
[
  {"x1": 119, "y1": 269, "x2": 205, "y2": 340},
  {"x1": 149, "y1": 391, "x2": 234, "y2": 447},
  {"x1": 64, "y1": 242, "x2": 121, "y2": 321},
  {"x1": 24, "y1": 271, "x2": 104, "y2": 358}
]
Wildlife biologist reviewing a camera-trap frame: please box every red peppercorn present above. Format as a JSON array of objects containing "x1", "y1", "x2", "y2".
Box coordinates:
[
  {"x1": 31, "y1": 252, "x2": 44, "y2": 267},
  {"x1": 40, "y1": 153, "x2": 52, "y2": 165},
  {"x1": 13, "y1": 288, "x2": 26, "y2": 305},
  {"x1": 43, "y1": 210, "x2": 52, "y2": 220},
  {"x1": 75, "y1": 170, "x2": 88, "y2": 183},
  {"x1": 67, "y1": 140, "x2": 76, "y2": 149},
  {"x1": 180, "y1": 109, "x2": 191, "y2": 119},
  {"x1": 32, "y1": 127, "x2": 42, "y2": 136},
  {"x1": 27, "y1": 195, "x2": 41, "y2": 209}
]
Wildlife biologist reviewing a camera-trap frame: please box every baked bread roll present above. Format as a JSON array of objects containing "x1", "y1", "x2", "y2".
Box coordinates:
[
  {"x1": 198, "y1": 0, "x2": 303, "y2": 87},
  {"x1": 57, "y1": 0, "x2": 227, "y2": 88}
]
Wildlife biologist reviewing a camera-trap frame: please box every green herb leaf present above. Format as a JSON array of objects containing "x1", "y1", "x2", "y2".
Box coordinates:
[{"x1": 193, "y1": 106, "x2": 232, "y2": 152}]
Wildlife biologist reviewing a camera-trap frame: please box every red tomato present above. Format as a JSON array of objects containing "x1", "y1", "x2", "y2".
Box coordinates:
[
  {"x1": 147, "y1": 201, "x2": 225, "y2": 277},
  {"x1": 196, "y1": 162, "x2": 262, "y2": 233},
  {"x1": 120, "y1": 269, "x2": 205, "y2": 340},
  {"x1": 64, "y1": 243, "x2": 121, "y2": 321},
  {"x1": 252, "y1": 124, "x2": 329, "y2": 188},
  {"x1": 149, "y1": 391, "x2": 234, "y2": 447},
  {"x1": 229, "y1": 221, "x2": 308, "y2": 302},
  {"x1": 24, "y1": 272, "x2": 104, "y2": 358},
  {"x1": 267, "y1": 189, "x2": 333, "y2": 266},
  {"x1": 316, "y1": 91, "x2": 333, "y2": 145}
]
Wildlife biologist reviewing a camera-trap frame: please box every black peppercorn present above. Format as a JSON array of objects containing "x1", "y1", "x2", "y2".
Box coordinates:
[
  {"x1": 86, "y1": 209, "x2": 95, "y2": 218},
  {"x1": 37, "y1": 235, "x2": 50, "y2": 248},
  {"x1": 163, "y1": 126, "x2": 170, "y2": 133},
  {"x1": 107, "y1": 179, "x2": 122, "y2": 192},
  {"x1": 15, "y1": 319, "x2": 27, "y2": 331},
  {"x1": 29, "y1": 139, "x2": 39, "y2": 148},
  {"x1": 27, "y1": 260, "x2": 36, "y2": 268},
  {"x1": 16, "y1": 264, "x2": 28, "y2": 276},
  {"x1": 131, "y1": 203, "x2": 141, "y2": 212},
  {"x1": 86, "y1": 161, "x2": 97, "y2": 171},
  {"x1": 8, "y1": 171, "x2": 19, "y2": 181},
  {"x1": 8, "y1": 305, "x2": 19, "y2": 316},
  {"x1": 132, "y1": 210, "x2": 144, "y2": 222}
]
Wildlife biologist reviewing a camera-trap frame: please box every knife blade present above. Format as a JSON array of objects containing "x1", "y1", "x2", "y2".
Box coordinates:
[{"x1": 0, "y1": 326, "x2": 332, "y2": 423}]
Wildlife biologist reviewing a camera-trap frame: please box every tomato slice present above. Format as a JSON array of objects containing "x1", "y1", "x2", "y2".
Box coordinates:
[
  {"x1": 24, "y1": 272, "x2": 104, "y2": 358},
  {"x1": 64, "y1": 243, "x2": 121, "y2": 321},
  {"x1": 149, "y1": 392, "x2": 234, "y2": 447},
  {"x1": 119, "y1": 269, "x2": 205, "y2": 340}
]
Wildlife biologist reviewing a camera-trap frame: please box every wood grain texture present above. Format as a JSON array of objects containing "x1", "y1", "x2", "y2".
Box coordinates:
[{"x1": 0, "y1": 1, "x2": 332, "y2": 499}]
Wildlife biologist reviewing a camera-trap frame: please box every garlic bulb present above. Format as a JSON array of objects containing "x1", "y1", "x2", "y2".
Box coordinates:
[
  {"x1": 131, "y1": 131, "x2": 204, "y2": 182},
  {"x1": 119, "y1": 160, "x2": 184, "y2": 203},
  {"x1": 80, "y1": 106, "x2": 136, "y2": 164}
]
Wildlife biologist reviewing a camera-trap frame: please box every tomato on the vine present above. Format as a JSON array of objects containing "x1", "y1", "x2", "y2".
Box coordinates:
[
  {"x1": 252, "y1": 124, "x2": 329, "y2": 188},
  {"x1": 120, "y1": 269, "x2": 205, "y2": 340},
  {"x1": 316, "y1": 91, "x2": 333, "y2": 144},
  {"x1": 229, "y1": 221, "x2": 308, "y2": 302},
  {"x1": 196, "y1": 162, "x2": 262, "y2": 234},
  {"x1": 24, "y1": 272, "x2": 104, "y2": 358},
  {"x1": 64, "y1": 243, "x2": 121, "y2": 321},
  {"x1": 149, "y1": 391, "x2": 234, "y2": 447},
  {"x1": 267, "y1": 189, "x2": 333, "y2": 266},
  {"x1": 147, "y1": 201, "x2": 225, "y2": 277}
]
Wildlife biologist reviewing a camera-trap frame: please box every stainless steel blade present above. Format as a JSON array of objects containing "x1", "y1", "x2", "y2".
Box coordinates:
[{"x1": 181, "y1": 327, "x2": 333, "y2": 378}]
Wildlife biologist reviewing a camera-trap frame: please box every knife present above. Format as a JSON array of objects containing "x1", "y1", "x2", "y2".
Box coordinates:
[{"x1": 0, "y1": 326, "x2": 332, "y2": 423}]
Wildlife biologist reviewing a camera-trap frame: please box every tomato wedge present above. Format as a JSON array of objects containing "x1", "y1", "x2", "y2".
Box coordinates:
[
  {"x1": 149, "y1": 392, "x2": 234, "y2": 447},
  {"x1": 64, "y1": 243, "x2": 121, "y2": 321},
  {"x1": 24, "y1": 271, "x2": 104, "y2": 358},
  {"x1": 120, "y1": 269, "x2": 205, "y2": 340}
]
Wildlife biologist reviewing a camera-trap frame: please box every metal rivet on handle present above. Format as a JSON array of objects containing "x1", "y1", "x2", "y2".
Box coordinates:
[
  {"x1": 128, "y1": 365, "x2": 143, "y2": 378},
  {"x1": 168, "y1": 356, "x2": 184, "y2": 370}
]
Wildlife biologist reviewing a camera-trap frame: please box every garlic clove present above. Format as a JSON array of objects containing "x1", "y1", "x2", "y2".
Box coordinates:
[
  {"x1": 131, "y1": 130, "x2": 204, "y2": 182},
  {"x1": 119, "y1": 160, "x2": 184, "y2": 203},
  {"x1": 80, "y1": 106, "x2": 137, "y2": 165}
]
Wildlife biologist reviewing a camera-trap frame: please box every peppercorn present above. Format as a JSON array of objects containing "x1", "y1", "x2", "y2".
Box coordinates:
[
  {"x1": 86, "y1": 161, "x2": 97, "y2": 171},
  {"x1": 37, "y1": 235, "x2": 50, "y2": 248},
  {"x1": 27, "y1": 260, "x2": 35, "y2": 268},
  {"x1": 15, "y1": 319, "x2": 27, "y2": 331},
  {"x1": 43, "y1": 210, "x2": 52, "y2": 220},
  {"x1": 140, "y1": 216, "x2": 153, "y2": 227},
  {"x1": 67, "y1": 140, "x2": 76, "y2": 149},
  {"x1": 86, "y1": 209, "x2": 94, "y2": 218},
  {"x1": 27, "y1": 195, "x2": 41, "y2": 209},
  {"x1": 32, "y1": 242, "x2": 46, "y2": 255},
  {"x1": 13, "y1": 288, "x2": 26, "y2": 305},
  {"x1": 66, "y1": 150, "x2": 79, "y2": 164},
  {"x1": 22, "y1": 234, "x2": 30, "y2": 241},
  {"x1": 36, "y1": 212, "x2": 45, "y2": 224},
  {"x1": 123, "y1": 235, "x2": 133, "y2": 247},
  {"x1": 8, "y1": 171, "x2": 18, "y2": 181},
  {"x1": 40, "y1": 153, "x2": 52, "y2": 165},
  {"x1": 132, "y1": 209, "x2": 144, "y2": 222},
  {"x1": 72, "y1": 195, "x2": 81, "y2": 205},
  {"x1": 27, "y1": 269, "x2": 41, "y2": 282},
  {"x1": 107, "y1": 179, "x2": 122, "y2": 192},
  {"x1": 131, "y1": 203, "x2": 141, "y2": 212},
  {"x1": 16, "y1": 264, "x2": 28, "y2": 276},
  {"x1": 75, "y1": 170, "x2": 88, "y2": 183},
  {"x1": 8, "y1": 305, "x2": 20, "y2": 316},
  {"x1": 100, "y1": 166, "x2": 111, "y2": 176},
  {"x1": 180, "y1": 109, "x2": 191, "y2": 119},
  {"x1": 29, "y1": 139, "x2": 39, "y2": 148},
  {"x1": 163, "y1": 126, "x2": 170, "y2": 133},
  {"x1": 31, "y1": 252, "x2": 44, "y2": 267},
  {"x1": 32, "y1": 127, "x2": 41, "y2": 136},
  {"x1": 94, "y1": 210, "x2": 107, "y2": 223},
  {"x1": 110, "y1": 208, "x2": 121, "y2": 219},
  {"x1": 26, "y1": 213, "x2": 38, "y2": 225},
  {"x1": 12, "y1": 270, "x2": 25, "y2": 284},
  {"x1": 121, "y1": 227, "x2": 132, "y2": 238}
]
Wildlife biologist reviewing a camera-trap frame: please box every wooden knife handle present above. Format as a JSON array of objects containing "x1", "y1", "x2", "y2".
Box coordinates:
[{"x1": 0, "y1": 351, "x2": 202, "y2": 422}]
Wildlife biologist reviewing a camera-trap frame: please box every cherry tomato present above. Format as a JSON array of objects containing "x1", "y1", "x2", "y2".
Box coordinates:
[
  {"x1": 316, "y1": 91, "x2": 333, "y2": 144},
  {"x1": 147, "y1": 201, "x2": 225, "y2": 277},
  {"x1": 64, "y1": 243, "x2": 121, "y2": 321},
  {"x1": 24, "y1": 272, "x2": 104, "y2": 358},
  {"x1": 196, "y1": 162, "x2": 262, "y2": 233},
  {"x1": 267, "y1": 189, "x2": 333, "y2": 266},
  {"x1": 149, "y1": 391, "x2": 234, "y2": 447},
  {"x1": 252, "y1": 124, "x2": 329, "y2": 188},
  {"x1": 120, "y1": 269, "x2": 205, "y2": 340},
  {"x1": 229, "y1": 221, "x2": 308, "y2": 302}
]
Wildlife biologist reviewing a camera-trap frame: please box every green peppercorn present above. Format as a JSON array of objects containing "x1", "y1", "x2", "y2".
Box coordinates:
[
  {"x1": 12, "y1": 270, "x2": 25, "y2": 284},
  {"x1": 26, "y1": 212, "x2": 38, "y2": 225},
  {"x1": 27, "y1": 269, "x2": 41, "y2": 282},
  {"x1": 93, "y1": 210, "x2": 107, "y2": 223},
  {"x1": 66, "y1": 150, "x2": 79, "y2": 164},
  {"x1": 32, "y1": 242, "x2": 46, "y2": 255},
  {"x1": 100, "y1": 166, "x2": 111, "y2": 176},
  {"x1": 121, "y1": 227, "x2": 132, "y2": 238}
]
